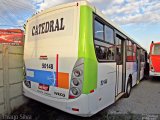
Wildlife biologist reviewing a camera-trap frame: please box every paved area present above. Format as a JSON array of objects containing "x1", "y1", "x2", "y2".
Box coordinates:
[
  {"x1": 107, "y1": 78, "x2": 160, "y2": 114},
  {"x1": 10, "y1": 78, "x2": 160, "y2": 120}
]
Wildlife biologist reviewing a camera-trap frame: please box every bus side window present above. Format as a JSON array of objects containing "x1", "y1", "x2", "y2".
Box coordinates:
[
  {"x1": 95, "y1": 46, "x2": 105, "y2": 59},
  {"x1": 127, "y1": 40, "x2": 134, "y2": 62},
  {"x1": 115, "y1": 37, "x2": 122, "y2": 65},
  {"x1": 95, "y1": 44, "x2": 115, "y2": 61},
  {"x1": 94, "y1": 20, "x2": 104, "y2": 40},
  {"x1": 96, "y1": 46, "x2": 102, "y2": 59},
  {"x1": 94, "y1": 19, "x2": 115, "y2": 62},
  {"x1": 133, "y1": 44, "x2": 136, "y2": 61},
  {"x1": 140, "y1": 50, "x2": 145, "y2": 62},
  {"x1": 105, "y1": 25, "x2": 115, "y2": 61},
  {"x1": 116, "y1": 47, "x2": 122, "y2": 64}
]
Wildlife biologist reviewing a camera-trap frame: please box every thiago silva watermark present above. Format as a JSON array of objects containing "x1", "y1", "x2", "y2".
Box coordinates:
[{"x1": 0, "y1": 114, "x2": 32, "y2": 120}]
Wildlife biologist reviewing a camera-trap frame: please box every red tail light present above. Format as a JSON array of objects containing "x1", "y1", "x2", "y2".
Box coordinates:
[
  {"x1": 69, "y1": 95, "x2": 76, "y2": 99},
  {"x1": 69, "y1": 59, "x2": 84, "y2": 99},
  {"x1": 150, "y1": 58, "x2": 154, "y2": 72}
]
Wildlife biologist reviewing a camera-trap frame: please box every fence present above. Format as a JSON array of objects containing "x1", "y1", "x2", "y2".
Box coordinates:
[{"x1": 0, "y1": 45, "x2": 27, "y2": 115}]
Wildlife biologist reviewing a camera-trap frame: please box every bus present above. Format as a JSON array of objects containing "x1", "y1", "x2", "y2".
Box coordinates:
[
  {"x1": 23, "y1": 1, "x2": 147, "y2": 117},
  {"x1": 149, "y1": 41, "x2": 160, "y2": 77}
]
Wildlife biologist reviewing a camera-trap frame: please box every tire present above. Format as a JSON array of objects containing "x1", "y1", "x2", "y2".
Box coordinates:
[{"x1": 124, "y1": 80, "x2": 132, "y2": 98}]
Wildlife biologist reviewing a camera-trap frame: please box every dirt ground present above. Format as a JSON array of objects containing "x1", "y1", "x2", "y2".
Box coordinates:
[{"x1": 9, "y1": 78, "x2": 160, "y2": 120}]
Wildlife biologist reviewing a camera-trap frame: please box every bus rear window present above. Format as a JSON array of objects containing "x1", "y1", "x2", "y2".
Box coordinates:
[{"x1": 152, "y1": 44, "x2": 160, "y2": 55}]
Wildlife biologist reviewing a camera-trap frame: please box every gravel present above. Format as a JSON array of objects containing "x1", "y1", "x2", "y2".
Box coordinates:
[
  {"x1": 107, "y1": 78, "x2": 160, "y2": 114},
  {"x1": 10, "y1": 78, "x2": 160, "y2": 120}
]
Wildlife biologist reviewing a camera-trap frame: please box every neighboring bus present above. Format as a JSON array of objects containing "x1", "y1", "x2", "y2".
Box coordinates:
[
  {"x1": 23, "y1": 1, "x2": 147, "y2": 117},
  {"x1": 149, "y1": 41, "x2": 160, "y2": 77}
]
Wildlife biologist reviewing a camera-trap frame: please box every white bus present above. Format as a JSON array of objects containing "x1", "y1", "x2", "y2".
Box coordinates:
[{"x1": 23, "y1": 1, "x2": 147, "y2": 117}]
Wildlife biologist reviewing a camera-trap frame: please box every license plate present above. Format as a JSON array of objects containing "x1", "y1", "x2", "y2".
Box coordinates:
[{"x1": 38, "y1": 84, "x2": 49, "y2": 91}]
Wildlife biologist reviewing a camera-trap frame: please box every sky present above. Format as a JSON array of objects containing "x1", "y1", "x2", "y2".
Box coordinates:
[{"x1": 0, "y1": 0, "x2": 160, "y2": 52}]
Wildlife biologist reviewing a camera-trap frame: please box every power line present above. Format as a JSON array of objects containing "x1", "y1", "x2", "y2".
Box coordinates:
[
  {"x1": 0, "y1": 25, "x2": 23, "y2": 27},
  {"x1": 2, "y1": 1, "x2": 19, "y2": 24},
  {"x1": 5, "y1": 0, "x2": 35, "y2": 12}
]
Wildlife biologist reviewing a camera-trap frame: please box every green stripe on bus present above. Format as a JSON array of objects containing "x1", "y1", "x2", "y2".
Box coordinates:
[{"x1": 78, "y1": 6, "x2": 98, "y2": 94}]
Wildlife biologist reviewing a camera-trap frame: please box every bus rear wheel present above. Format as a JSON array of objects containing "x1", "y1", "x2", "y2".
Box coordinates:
[{"x1": 124, "y1": 80, "x2": 132, "y2": 98}]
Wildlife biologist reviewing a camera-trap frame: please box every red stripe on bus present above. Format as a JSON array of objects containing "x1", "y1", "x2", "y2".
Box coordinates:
[
  {"x1": 56, "y1": 54, "x2": 59, "y2": 87},
  {"x1": 40, "y1": 56, "x2": 47, "y2": 57},
  {"x1": 72, "y1": 108, "x2": 79, "y2": 112}
]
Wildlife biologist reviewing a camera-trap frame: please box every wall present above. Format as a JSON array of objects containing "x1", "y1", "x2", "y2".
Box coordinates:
[{"x1": 0, "y1": 45, "x2": 27, "y2": 115}]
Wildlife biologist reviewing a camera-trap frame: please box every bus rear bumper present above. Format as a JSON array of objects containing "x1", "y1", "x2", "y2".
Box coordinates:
[
  {"x1": 23, "y1": 83, "x2": 91, "y2": 117},
  {"x1": 149, "y1": 71, "x2": 160, "y2": 77}
]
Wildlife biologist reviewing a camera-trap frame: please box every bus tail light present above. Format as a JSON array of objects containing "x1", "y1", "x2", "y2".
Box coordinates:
[
  {"x1": 69, "y1": 58, "x2": 84, "y2": 99},
  {"x1": 73, "y1": 69, "x2": 82, "y2": 77},
  {"x1": 150, "y1": 59, "x2": 155, "y2": 72},
  {"x1": 90, "y1": 90, "x2": 94, "y2": 93},
  {"x1": 150, "y1": 65, "x2": 155, "y2": 72}
]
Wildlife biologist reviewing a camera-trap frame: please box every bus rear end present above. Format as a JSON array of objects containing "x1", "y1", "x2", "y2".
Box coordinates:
[
  {"x1": 23, "y1": 2, "x2": 91, "y2": 116},
  {"x1": 149, "y1": 42, "x2": 160, "y2": 77}
]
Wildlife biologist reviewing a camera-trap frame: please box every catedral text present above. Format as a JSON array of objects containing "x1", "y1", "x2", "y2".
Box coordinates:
[{"x1": 32, "y1": 18, "x2": 65, "y2": 36}]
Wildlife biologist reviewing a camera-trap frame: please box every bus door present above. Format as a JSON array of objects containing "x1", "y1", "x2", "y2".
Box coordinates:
[
  {"x1": 115, "y1": 34, "x2": 126, "y2": 96},
  {"x1": 137, "y1": 48, "x2": 141, "y2": 82}
]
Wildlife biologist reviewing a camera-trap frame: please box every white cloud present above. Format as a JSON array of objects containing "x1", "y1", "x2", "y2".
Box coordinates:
[
  {"x1": 17, "y1": 20, "x2": 25, "y2": 26},
  {"x1": 0, "y1": 0, "x2": 160, "y2": 27},
  {"x1": 35, "y1": 0, "x2": 160, "y2": 25},
  {"x1": 0, "y1": 0, "x2": 36, "y2": 27},
  {"x1": 37, "y1": 0, "x2": 76, "y2": 10},
  {"x1": 113, "y1": 0, "x2": 124, "y2": 4},
  {"x1": 101, "y1": 0, "x2": 160, "y2": 25},
  {"x1": 37, "y1": 0, "x2": 106, "y2": 11},
  {"x1": 87, "y1": 0, "x2": 105, "y2": 3}
]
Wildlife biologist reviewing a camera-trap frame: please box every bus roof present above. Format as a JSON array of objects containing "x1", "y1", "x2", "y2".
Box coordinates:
[
  {"x1": 27, "y1": 0, "x2": 146, "y2": 51},
  {"x1": 151, "y1": 42, "x2": 160, "y2": 45},
  {"x1": 27, "y1": 1, "x2": 93, "y2": 22}
]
